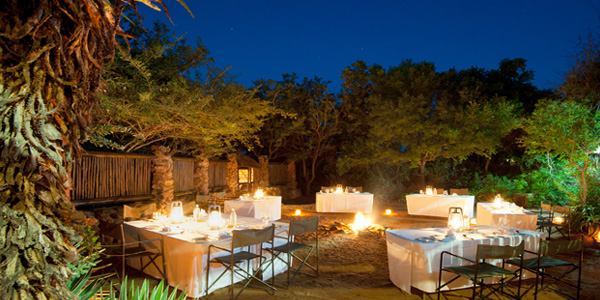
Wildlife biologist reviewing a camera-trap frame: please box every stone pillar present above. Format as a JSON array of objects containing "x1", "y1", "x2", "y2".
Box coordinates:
[
  {"x1": 258, "y1": 156, "x2": 269, "y2": 188},
  {"x1": 226, "y1": 154, "x2": 239, "y2": 194},
  {"x1": 151, "y1": 146, "x2": 174, "y2": 215},
  {"x1": 194, "y1": 157, "x2": 210, "y2": 195},
  {"x1": 286, "y1": 159, "x2": 297, "y2": 189}
]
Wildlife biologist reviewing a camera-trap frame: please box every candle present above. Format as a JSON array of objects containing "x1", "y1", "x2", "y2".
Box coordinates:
[
  {"x1": 385, "y1": 209, "x2": 392, "y2": 215},
  {"x1": 294, "y1": 209, "x2": 302, "y2": 216}
]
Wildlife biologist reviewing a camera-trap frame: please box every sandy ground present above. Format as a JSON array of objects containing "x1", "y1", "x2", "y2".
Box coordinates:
[{"x1": 129, "y1": 200, "x2": 599, "y2": 300}]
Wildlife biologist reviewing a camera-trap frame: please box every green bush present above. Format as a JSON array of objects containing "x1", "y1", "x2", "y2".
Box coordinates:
[{"x1": 469, "y1": 173, "x2": 528, "y2": 203}]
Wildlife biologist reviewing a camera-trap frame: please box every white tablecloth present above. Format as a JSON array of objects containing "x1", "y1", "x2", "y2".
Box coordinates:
[
  {"x1": 125, "y1": 216, "x2": 288, "y2": 298},
  {"x1": 476, "y1": 203, "x2": 538, "y2": 231},
  {"x1": 406, "y1": 194, "x2": 475, "y2": 218},
  {"x1": 386, "y1": 225, "x2": 544, "y2": 294},
  {"x1": 224, "y1": 196, "x2": 282, "y2": 221},
  {"x1": 315, "y1": 192, "x2": 373, "y2": 213}
]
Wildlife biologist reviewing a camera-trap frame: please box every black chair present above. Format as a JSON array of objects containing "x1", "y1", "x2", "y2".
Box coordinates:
[
  {"x1": 506, "y1": 237, "x2": 583, "y2": 299},
  {"x1": 206, "y1": 225, "x2": 276, "y2": 299},
  {"x1": 437, "y1": 241, "x2": 525, "y2": 300},
  {"x1": 536, "y1": 203, "x2": 553, "y2": 233},
  {"x1": 268, "y1": 217, "x2": 319, "y2": 286},
  {"x1": 100, "y1": 224, "x2": 166, "y2": 283},
  {"x1": 545, "y1": 205, "x2": 572, "y2": 239}
]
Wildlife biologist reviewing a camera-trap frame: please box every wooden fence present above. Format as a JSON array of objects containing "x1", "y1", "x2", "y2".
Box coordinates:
[
  {"x1": 71, "y1": 152, "x2": 154, "y2": 204},
  {"x1": 71, "y1": 152, "x2": 287, "y2": 206},
  {"x1": 269, "y1": 163, "x2": 288, "y2": 185},
  {"x1": 172, "y1": 158, "x2": 195, "y2": 192}
]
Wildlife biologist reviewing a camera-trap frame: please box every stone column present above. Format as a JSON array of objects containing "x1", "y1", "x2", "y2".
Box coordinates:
[
  {"x1": 226, "y1": 154, "x2": 239, "y2": 194},
  {"x1": 286, "y1": 159, "x2": 297, "y2": 189},
  {"x1": 151, "y1": 146, "x2": 174, "y2": 214},
  {"x1": 194, "y1": 157, "x2": 210, "y2": 195},
  {"x1": 258, "y1": 156, "x2": 269, "y2": 188}
]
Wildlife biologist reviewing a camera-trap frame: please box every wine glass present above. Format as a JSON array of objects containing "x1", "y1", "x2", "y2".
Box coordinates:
[{"x1": 498, "y1": 214, "x2": 509, "y2": 234}]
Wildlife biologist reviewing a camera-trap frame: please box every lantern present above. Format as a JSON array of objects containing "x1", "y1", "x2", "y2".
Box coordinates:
[
  {"x1": 425, "y1": 186, "x2": 433, "y2": 195},
  {"x1": 447, "y1": 207, "x2": 464, "y2": 232},
  {"x1": 335, "y1": 184, "x2": 343, "y2": 194},
  {"x1": 492, "y1": 194, "x2": 504, "y2": 209},
  {"x1": 170, "y1": 201, "x2": 184, "y2": 221},
  {"x1": 208, "y1": 204, "x2": 222, "y2": 229},
  {"x1": 553, "y1": 216, "x2": 564, "y2": 225}
]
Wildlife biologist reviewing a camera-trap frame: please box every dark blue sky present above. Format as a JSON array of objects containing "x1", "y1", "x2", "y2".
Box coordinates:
[{"x1": 138, "y1": 1, "x2": 600, "y2": 91}]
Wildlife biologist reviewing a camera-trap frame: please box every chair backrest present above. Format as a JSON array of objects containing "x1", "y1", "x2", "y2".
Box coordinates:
[
  {"x1": 232, "y1": 225, "x2": 274, "y2": 249},
  {"x1": 123, "y1": 203, "x2": 156, "y2": 220},
  {"x1": 347, "y1": 186, "x2": 363, "y2": 193},
  {"x1": 540, "y1": 203, "x2": 552, "y2": 213},
  {"x1": 477, "y1": 241, "x2": 524, "y2": 260},
  {"x1": 449, "y1": 188, "x2": 469, "y2": 195},
  {"x1": 290, "y1": 217, "x2": 319, "y2": 236},
  {"x1": 321, "y1": 186, "x2": 336, "y2": 192},
  {"x1": 553, "y1": 205, "x2": 571, "y2": 216},
  {"x1": 539, "y1": 238, "x2": 583, "y2": 256}
]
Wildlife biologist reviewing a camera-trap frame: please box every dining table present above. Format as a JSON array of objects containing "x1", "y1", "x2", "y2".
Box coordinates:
[
  {"x1": 476, "y1": 202, "x2": 538, "y2": 231},
  {"x1": 124, "y1": 215, "x2": 289, "y2": 298},
  {"x1": 405, "y1": 194, "x2": 475, "y2": 218},
  {"x1": 224, "y1": 196, "x2": 282, "y2": 221},
  {"x1": 386, "y1": 225, "x2": 545, "y2": 295},
  {"x1": 315, "y1": 192, "x2": 374, "y2": 213}
]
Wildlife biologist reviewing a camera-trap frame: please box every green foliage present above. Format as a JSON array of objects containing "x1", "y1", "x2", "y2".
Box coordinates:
[
  {"x1": 97, "y1": 22, "x2": 276, "y2": 157},
  {"x1": 517, "y1": 155, "x2": 578, "y2": 207},
  {"x1": 68, "y1": 226, "x2": 109, "y2": 300},
  {"x1": 469, "y1": 173, "x2": 528, "y2": 203},
  {"x1": 109, "y1": 278, "x2": 187, "y2": 300},
  {"x1": 521, "y1": 99, "x2": 600, "y2": 203}
]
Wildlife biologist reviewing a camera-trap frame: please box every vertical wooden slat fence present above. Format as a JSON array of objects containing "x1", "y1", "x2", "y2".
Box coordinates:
[
  {"x1": 269, "y1": 163, "x2": 288, "y2": 185},
  {"x1": 209, "y1": 160, "x2": 228, "y2": 187},
  {"x1": 172, "y1": 158, "x2": 195, "y2": 192},
  {"x1": 72, "y1": 153, "x2": 153, "y2": 202},
  {"x1": 72, "y1": 153, "x2": 277, "y2": 205}
]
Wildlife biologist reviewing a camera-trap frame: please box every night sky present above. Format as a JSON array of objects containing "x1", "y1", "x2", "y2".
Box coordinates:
[{"x1": 138, "y1": 0, "x2": 600, "y2": 91}]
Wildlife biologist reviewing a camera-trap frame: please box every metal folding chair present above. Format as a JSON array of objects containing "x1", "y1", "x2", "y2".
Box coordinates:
[
  {"x1": 437, "y1": 241, "x2": 525, "y2": 300},
  {"x1": 206, "y1": 225, "x2": 276, "y2": 299},
  {"x1": 100, "y1": 224, "x2": 166, "y2": 283},
  {"x1": 268, "y1": 217, "x2": 319, "y2": 286},
  {"x1": 506, "y1": 237, "x2": 583, "y2": 299}
]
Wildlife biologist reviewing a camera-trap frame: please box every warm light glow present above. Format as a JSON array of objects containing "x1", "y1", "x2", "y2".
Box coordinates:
[
  {"x1": 335, "y1": 184, "x2": 343, "y2": 194},
  {"x1": 385, "y1": 209, "x2": 392, "y2": 215},
  {"x1": 294, "y1": 209, "x2": 302, "y2": 216},
  {"x1": 170, "y1": 201, "x2": 184, "y2": 221},
  {"x1": 254, "y1": 188, "x2": 264, "y2": 199},
  {"x1": 208, "y1": 211, "x2": 222, "y2": 229},
  {"x1": 351, "y1": 212, "x2": 369, "y2": 234},
  {"x1": 553, "y1": 216, "x2": 564, "y2": 224},
  {"x1": 470, "y1": 218, "x2": 477, "y2": 226},
  {"x1": 596, "y1": 232, "x2": 600, "y2": 242},
  {"x1": 425, "y1": 186, "x2": 433, "y2": 195},
  {"x1": 492, "y1": 194, "x2": 504, "y2": 209}
]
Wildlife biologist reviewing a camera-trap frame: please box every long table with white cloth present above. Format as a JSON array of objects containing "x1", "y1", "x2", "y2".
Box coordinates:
[
  {"x1": 224, "y1": 196, "x2": 281, "y2": 221},
  {"x1": 124, "y1": 215, "x2": 289, "y2": 298},
  {"x1": 405, "y1": 194, "x2": 475, "y2": 218},
  {"x1": 386, "y1": 225, "x2": 544, "y2": 294},
  {"x1": 477, "y1": 202, "x2": 538, "y2": 231},
  {"x1": 315, "y1": 192, "x2": 373, "y2": 213}
]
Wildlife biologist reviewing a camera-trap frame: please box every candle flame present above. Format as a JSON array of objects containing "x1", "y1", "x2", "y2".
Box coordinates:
[
  {"x1": 294, "y1": 209, "x2": 302, "y2": 216},
  {"x1": 553, "y1": 216, "x2": 564, "y2": 224},
  {"x1": 254, "y1": 188, "x2": 264, "y2": 199},
  {"x1": 385, "y1": 209, "x2": 392, "y2": 215}
]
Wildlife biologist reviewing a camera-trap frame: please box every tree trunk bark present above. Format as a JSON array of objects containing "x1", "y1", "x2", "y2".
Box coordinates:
[{"x1": 0, "y1": 86, "x2": 81, "y2": 299}]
